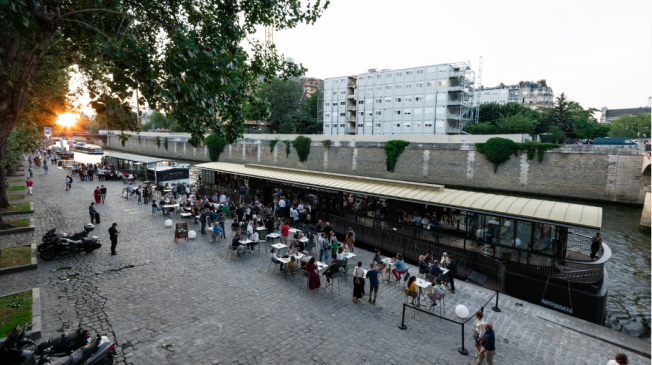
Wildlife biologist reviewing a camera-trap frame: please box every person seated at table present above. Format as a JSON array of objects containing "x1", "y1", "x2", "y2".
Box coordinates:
[
  {"x1": 287, "y1": 255, "x2": 298, "y2": 274},
  {"x1": 405, "y1": 276, "x2": 418, "y2": 305},
  {"x1": 429, "y1": 260, "x2": 443, "y2": 278},
  {"x1": 294, "y1": 231, "x2": 303, "y2": 250},
  {"x1": 232, "y1": 233, "x2": 244, "y2": 256},
  {"x1": 424, "y1": 250, "x2": 434, "y2": 266},
  {"x1": 287, "y1": 243, "x2": 298, "y2": 256},
  {"x1": 392, "y1": 253, "x2": 408, "y2": 280},
  {"x1": 336, "y1": 246, "x2": 345, "y2": 261},
  {"x1": 247, "y1": 231, "x2": 259, "y2": 253},
  {"x1": 301, "y1": 251, "x2": 311, "y2": 268},
  {"x1": 372, "y1": 249, "x2": 387, "y2": 273},
  {"x1": 210, "y1": 209, "x2": 219, "y2": 224},
  {"x1": 169, "y1": 196, "x2": 176, "y2": 205},
  {"x1": 305, "y1": 257, "x2": 321, "y2": 290},
  {"x1": 322, "y1": 258, "x2": 340, "y2": 283},
  {"x1": 157, "y1": 198, "x2": 166, "y2": 214},
  {"x1": 270, "y1": 248, "x2": 285, "y2": 271},
  {"x1": 212, "y1": 224, "x2": 222, "y2": 239},
  {"x1": 427, "y1": 278, "x2": 445, "y2": 307}
]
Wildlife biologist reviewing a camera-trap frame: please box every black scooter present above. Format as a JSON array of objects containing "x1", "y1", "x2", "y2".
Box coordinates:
[
  {"x1": 38, "y1": 225, "x2": 94, "y2": 253},
  {"x1": 38, "y1": 323, "x2": 90, "y2": 355},
  {"x1": 40, "y1": 236, "x2": 101, "y2": 261}
]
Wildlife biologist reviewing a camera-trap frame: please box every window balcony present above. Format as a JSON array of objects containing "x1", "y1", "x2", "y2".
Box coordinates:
[
  {"x1": 346, "y1": 116, "x2": 356, "y2": 122},
  {"x1": 347, "y1": 94, "x2": 356, "y2": 99},
  {"x1": 345, "y1": 127, "x2": 356, "y2": 133},
  {"x1": 348, "y1": 81, "x2": 357, "y2": 87},
  {"x1": 346, "y1": 105, "x2": 356, "y2": 111}
]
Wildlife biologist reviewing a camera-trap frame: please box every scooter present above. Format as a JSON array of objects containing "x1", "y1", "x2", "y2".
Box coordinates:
[
  {"x1": 40, "y1": 334, "x2": 116, "y2": 365},
  {"x1": 38, "y1": 225, "x2": 94, "y2": 253},
  {"x1": 38, "y1": 323, "x2": 90, "y2": 356},
  {"x1": 40, "y1": 236, "x2": 101, "y2": 261}
]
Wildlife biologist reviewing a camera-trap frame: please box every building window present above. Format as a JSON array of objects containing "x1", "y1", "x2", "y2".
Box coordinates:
[
  {"x1": 358, "y1": 123, "x2": 363, "y2": 127},
  {"x1": 340, "y1": 113, "x2": 345, "y2": 117},
  {"x1": 426, "y1": 94, "x2": 434, "y2": 101},
  {"x1": 404, "y1": 109, "x2": 412, "y2": 115},
  {"x1": 367, "y1": 76, "x2": 372, "y2": 80},
  {"x1": 414, "y1": 108, "x2": 422, "y2": 115},
  {"x1": 325, "y1": 102, "x2": 330, "y2": 107},
  {"x1": 340, "y1": 79, "x2": 344, "y2": 83},
  {"x1": 405, "y1": 71, "x2": 413, "y2": 76},
  {"x1": 438, "y1": 80, "x2": 446, "y2": 86},
  {"x1": 416, "y1": 122, "x2": 422, "y2": 127},
  {"x1": 405, "y1": 83, "x2": 412, "y2": 89},
  {"x1": 425, "y1": 107, "x2": 434, "y2": 115},
  {"x1": 377, "y1": 74, "x2": 382, "y2": 79},
  {"x1": 394, "y1": 97, "x2": 402, "y2": 103},
  {"x1": 404, "y1": 123, "x2": 411, "y2": 128},
  {"x1": 416, "y1": 69, "x2": 424, "y2": 75},
  {"x1": 325, "y1": 124, "x2": 330, "y2": 128},
  {"x1": 395, "y1": 84, "x2": 402, "y2": 90},
  {"x1": 340, "y1": 90, "x2": 346, "y2": 94},
  {"x1": 375, "y1": 111, "x2": 382, "y2": 116},
  {"x1": 436, "y1": 93, "x2": 446, "y2": 101},
  {"x1": 332, "y1": 91, "x2": 337, "y2": 95},
  {"x1": 340, "y1": 124, "x2": 345, "y2": 128},
  {"x1": 435, "y1": 106, "x2": 445, "y2": 114},
  {"x1": 425, "y1": 123, "x2": 433, "y2": 127},
  {"x1": 376, "y1": 86, "x2": 382, "y2": 91},
  {"x1": 438, "y1": 68, "x2": 447, "y2": 74},
  {"x1": 415, "y1": 95, "x2": 423, "y2": 102},
  {"x1": 325, "y1": 114, "x2": 330, "y2": 117},
  {"x1": 375, "y1": 98, "x2": 382, "y2": 104},
  {"x1": 416, "y1": 82, "x2": 423, "y2": 88},
  {"x1": 395, "y1": 123, "x2": 401, "y2": 128},
  {"x1": 404, "y1": 96, "x2": 412, "y2": 102},
  {"x1": 386, "y1": 73, "x2": 392, "y2": 77},
  {"x1": 393, "y1": 110, "x2": 401, "y2": 115},
  {"x1": 358, "y1": 112, "x2": 364, "y2": 116},
  {"x1": 396, "y1": 72, "x2": 402, "y2": 77},
  {"x1": 358, "y1": 100, "x2": 364, "y2": 105},
  {"x1": 385, "y1": 98, "x2": 391, "y2": 103},
  {"x1": 366, "y1": 111, "x2": 372, "y2": 116},
  {"x1": 426, "y1": 81, "x2": 434, "y2": 88},
  {"x1": 385, "y1": 85, "x2": 391, "y2": 91},
  {"x1": 375, "y1": 123, "x2": 381, "y2": 127},
  {"x1": 427, "y1": 67, "x2": 436, "y2": 74},
  {"x1": 340, "y1": 101, "x2": 345, "y2": 105},
  {"x1": 484, "y1": 92, "x2": 489, "y2": 95}
]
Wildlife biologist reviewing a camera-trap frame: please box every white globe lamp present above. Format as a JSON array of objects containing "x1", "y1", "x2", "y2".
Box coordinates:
[
  {"x1": 455, "y1": 304, "x2": 469, "y2": 319},
  {"x1": 188, "y1": 230, "x2": 196, "y2": 239},
  {"x1": 165, "y1": 219, "x2": 173, "y2": 227}
]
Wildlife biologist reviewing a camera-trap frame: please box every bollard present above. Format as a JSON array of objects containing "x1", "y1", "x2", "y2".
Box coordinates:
[
  {"x1": 492, "y1": 291, "x2": 502, "y2": 313},
  {"x1": 398, "y1": 303, "x2": 407, "y2": 330},
  {"x1": 457, "y1": 323, "x2": 469, "y2": 355}
]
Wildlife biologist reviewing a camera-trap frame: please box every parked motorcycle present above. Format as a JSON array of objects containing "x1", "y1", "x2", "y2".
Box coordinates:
[
  {"x1": 40, "y1": 236, "x2": 101, "y2": 261},
  {"x1": 38, "y1": 324, "x2": 90, "y2": 356},
  {"x1": 38, "y1": 225, "x2": 94, "y2": 253},
  {"x1": 41, "y1": 334, "x2": 116, "y2": 365}
]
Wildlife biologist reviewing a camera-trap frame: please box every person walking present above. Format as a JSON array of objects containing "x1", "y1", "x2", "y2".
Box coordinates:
[
  {"x1": 345, "y1": 231, "x2": 355, "y2": 253},
  {"x1": 351, "y1": 261, "x2": 365, "y2": 303},
  {"x1": 94, "y1": 186, "x2": 102, "y2": 204},
  {"x1": 108, "y1": 223, "x2": 120, "y2": 255},
  {"x1": 607, "y1": 353, "x2": 629, "y2": 365},
  {"x1": 136, "y1": 185, "x2": 142, "y2": 205},
  {"x1": 26, "y1": 178, "x2": 33, "y2": 195},
  {"x1": 43, "y1": 161, "x2": 48, "y2": 175},
  {"x1": 448, "y1": 256, "x2": 458, "y2": 294},
  {"x1": 28, "y1": 156, "x2": 32, "y2": 167},
  {"x1": 143, "y1": 186, "x2": 149, "y2": 205},
  {"x1": 472, "y1": 322, "x2": 496, "y2": 365},
  {"x1": 89, "y1": 203, "x2": 99, "y2": 224},
  {"x1": 366, "y1": 263, "x2": 380, "y2": 305},
  {"x1": 472, "y1": 311, "x2": 485, "y2": 357},
  {"x1": 200, "y1": 209, "x2": 208, "y2": 235},
  {"x1": 65, "y1": 175, "x2": 72, "y2": 191},
  {"x1": 591, "y1": 232, "x2": 602, "y2": 260},
  {"x1": 28, "y1": 167, "x2": 33, "y2": 178},
  {"x1": 100, "y1": 185, "x2": 107, "y2": 204}
]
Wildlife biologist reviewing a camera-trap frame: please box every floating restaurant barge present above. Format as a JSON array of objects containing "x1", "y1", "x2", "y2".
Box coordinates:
[
  {"x1": 196, "y1": 162, "x2": 610, "y2": 324},
  {"x1": 102, "y1": 152, "x2": 190, "y2": 184}
]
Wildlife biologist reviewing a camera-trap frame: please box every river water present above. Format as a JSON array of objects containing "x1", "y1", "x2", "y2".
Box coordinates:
[{"x1": 71, "y1": 147, "x2": 651, "y2": 339}]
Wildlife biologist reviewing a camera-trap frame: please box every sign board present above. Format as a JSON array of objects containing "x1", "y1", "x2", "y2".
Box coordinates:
[
  {"x1": 175, "y1": 222, "x2": 189, "y2": 243},
  {"x1": 44, "y1": 127, "x2": 52, "y2": 137},
  {"x1": 156, "y1": 168, "x2": 190, "y2": 182}
]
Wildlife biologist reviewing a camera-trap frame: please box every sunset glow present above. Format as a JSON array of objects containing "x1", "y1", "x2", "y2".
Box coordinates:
[{"x1": 56, "y1": 113, "x2": 77, "y2": 127}]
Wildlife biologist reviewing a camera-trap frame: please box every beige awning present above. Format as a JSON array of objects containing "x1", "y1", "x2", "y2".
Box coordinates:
[{"x1": 196, "y1": 162, "x2": 602, "y2": 229}]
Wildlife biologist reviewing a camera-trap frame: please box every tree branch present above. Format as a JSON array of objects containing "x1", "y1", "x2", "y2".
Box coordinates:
[
  {"x1": 62, "y1": 19, "x2": 113, "y2": 40},
  {"x1": 55, "y1": 9, "x2": 129, "y2": 23}
]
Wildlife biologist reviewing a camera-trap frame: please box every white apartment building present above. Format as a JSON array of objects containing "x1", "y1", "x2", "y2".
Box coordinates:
[
  {"x1": 475, "y1": 80, "x2": 554, "y2": 109},
  {"x1": 322, "y1": 62, "x2": 475, "y2": 135}
]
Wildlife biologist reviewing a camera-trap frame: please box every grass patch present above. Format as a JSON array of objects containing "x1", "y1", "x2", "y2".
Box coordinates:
[
  {"x1": 7, "y1": 186, "x2": 25, "y2": 192},
  {"x1": 0, "y1": 203, "x2": 30, "y2": 213},
  {"x1": 7, "y1": 179, "x2": 23, "y2": 183},
  {"x1": 0, "y1": 246, "x2": 31, "y2": 269},
  {"x1": 7, "y1": 195, "x2": 24, "y2": 201},
  {"x1": 0, "y1": 290, "x2": 32, "y2": 338},
  {"x1": 0, "y1": 219, "x2": 30, "y2": 231}
]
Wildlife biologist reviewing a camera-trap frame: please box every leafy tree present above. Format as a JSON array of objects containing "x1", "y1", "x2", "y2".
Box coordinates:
[
  {"x1": 541, "y1": 126, "x2": 565, "y2": 143},
  {"x1": 495, "y1": 112, "x2": 538, "y2": 134},
  {"x1": 149, "y1": 111, "x2": 170, "y2": 130},
  {"x1": 258, "y1": 79, "x2": 304, "y2": 129},
  {"x1": 170, "y1": 121, "x2": 185, "y2": 133},
  {"x1": 205, "y1": 133, "x2": 229, "y2": 161},
  {"x1": 478, "y1": 102, "x2": 503, "y2": 124},
  {"x1": 0, "y1": 0, "x2": 329, "y2": 209},
  {"x1": 575, "y1": 119, "x2": 610, "y2": 139},
  {"x1": 465, "y1": 122, "x2": 497, "y2": 135},
  {"x1": 636, "y1": 113, "x2": 651, "y2": 137},
  {"x1": 608, "y1": 115, "x2": 639, "y2": 138},
  {"x1": 278, "y1": 119, "x2": 296, "y2": 134}
]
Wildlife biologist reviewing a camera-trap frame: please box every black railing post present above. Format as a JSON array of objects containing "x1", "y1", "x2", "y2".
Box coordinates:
[
  {"x1": 398, "y1": 303, "x2": 407, "y2": 330},
  {"x1": 492, "y1": 291, "x2": 501, "y2": 312},
  {"x1": 457, "y1": 323, "x2": 468, "y2": 355}
]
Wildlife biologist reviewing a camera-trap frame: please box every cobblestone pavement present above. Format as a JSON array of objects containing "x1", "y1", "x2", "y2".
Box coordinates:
[{"x1": 0, "y1": 159, "x2": 648, "y2": 365}]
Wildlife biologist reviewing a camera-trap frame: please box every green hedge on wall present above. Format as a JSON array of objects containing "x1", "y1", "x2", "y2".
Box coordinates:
[
  {"x1": 269, "y1": 139, "x2": 279, "y2": 153},
  {"x1": 292, "y1": 136, "x2": 312, "y2": 162},
  {"x1": 383, "y1": 140, "x2": 410, "y2": 172},
  {"x1": 475, "y1": 137, "x2": 559, "y2": 173},
  {"x1": 205, "y1": 134, "x2": 229, "y2": 161}
]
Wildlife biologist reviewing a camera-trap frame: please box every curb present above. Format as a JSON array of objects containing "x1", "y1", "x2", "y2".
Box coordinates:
[
  {"x1": 0, "y1": 288, "x2": 42, "y2": 346},
  {"x1": 0, "y1": 218, "x2": 35, "y2": 236},
  {"x1": 0, "y1": 202, "x2": 35, "y2": 217},
  {"x1": 0, "y1": 241, "x2": 38, "y2": 276}
]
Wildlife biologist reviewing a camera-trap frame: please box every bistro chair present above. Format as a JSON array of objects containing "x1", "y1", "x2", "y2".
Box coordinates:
[
  {"x1": 299, "y1": 270, "x2": 312, "y2": 292},
  {"x1": 403, "y1": 290, "x2": 420, "y2": 318},
  {"x1": 392, "y1": 268, "x2": 410, "y2": 288},
  {"x1": 286, "y1": 264, "x2": 301, "y2": 279},
  {"x1": 418, "y1": 261, "x2": 429, "y2": 279},
  {"x1": 428, "y1": 289, "x2": 446, "y2": 319},
  {"x1": 344, "y1": 264, "x2": 357, "y2": 286},
  {"x1": 326, "y1": 272, "x2": 341, "y2": 295},
  {"x1": 226, "y1": 245, "x2": 239, "y2": 260},
  {"x1": 256, "y1": 238, "x2": 265, "y2": 255},
  {"x1": 268, "y1": 257, "x2": 282, "y2": 274}
]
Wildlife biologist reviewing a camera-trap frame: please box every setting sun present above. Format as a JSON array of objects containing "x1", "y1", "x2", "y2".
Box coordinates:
[{"x1": 56, "y1": 113, "x2": 77, "y2": 127}]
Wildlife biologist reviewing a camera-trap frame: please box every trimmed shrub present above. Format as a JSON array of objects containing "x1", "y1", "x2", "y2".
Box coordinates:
[
  {"x1": 269, "y1": 139, "x2": 279, "y2": 153},
  {"x1": 205, "y1": 134, "x2": 229, "y2": 162},
  {"x1": 155, "y1": 136, "x2": 160, "y2": 147},
  {"x1": 383, "y1": 140, "x2": 410, "y2": 172},
  {"x1": 293, "y1": 136, "x2": 312, "y2": 162},
  {"x1": 321, "y1": 139, "x2": 332, "y2": 147},
  {"x1": 476, "y1": 137, "x2": 559, "y2": 172}
]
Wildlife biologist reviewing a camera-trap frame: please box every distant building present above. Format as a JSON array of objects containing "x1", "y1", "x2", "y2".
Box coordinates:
[
  {"x1": 475, "y1": 80, "x2": 554, "y2": 109},
  {"x1": 599, "y1": 100, "x2": 651, "y2": 124},
  {"x1": 300, "y1": 77, "x2": 323, "y2": 99}
]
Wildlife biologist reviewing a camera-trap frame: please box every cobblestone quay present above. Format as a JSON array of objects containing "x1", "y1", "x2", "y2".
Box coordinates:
[{"x1": 1, "y1": 159, "x2": 649, "y2": 365}]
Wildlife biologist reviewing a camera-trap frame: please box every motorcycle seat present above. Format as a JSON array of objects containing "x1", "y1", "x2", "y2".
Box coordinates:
[{"x1": 75, "y1": 337, "x2": 100, "y2": 364}]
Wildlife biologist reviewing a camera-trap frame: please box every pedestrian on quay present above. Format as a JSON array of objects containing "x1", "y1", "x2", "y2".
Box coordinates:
[
  {"x1": 100, "y1": 185, "x2": 107, "y2": 204},
  {"x1": 607, "y1": 353, "x2": 629, "y2": 365},
  {"x1": 65, "y1": 175, "x2": 72, "y2": 191},
  {"x1": 471, "y1": 322, "x2": 496, "y2": 365},
  {"x1": 29, "y1": 167, "x2": 33, "y2": 178},
  {"x1": 473, "y1": 311, "x2": 485, "y2": 357},
  {"x1": 108, "y1": 223, "x2": 120, "y2": 255},
  {"x1": 591, "y1": 232, "x2": 602, "y2": 260},
  {"x1": 136, "y1": 185, "x2": 142, "y2": 205},
  {"x1": 28, "y1": 156, "x2": 32, "y2": 167},
  {"x1": 448, "y1": 256, "x2": 457, "y2": 293},
  {"x1": 89, "y1": 202, "x2": 99, "y2": 224},
  {"x1": 94, "y1": 186, "x2": 101, "y2": 204},
  {"x1": 26, "y1": 178, "x2": 33, "y2": 195},
  {"x1": 351, "y1": 261, "x2": 364, "y2": 303},
  {"x1": 366, "y1": 263, "x2": 380, "y2": 305},
  {"x1": 43, "y1": 161, "x2": 48, "y2": 175}
]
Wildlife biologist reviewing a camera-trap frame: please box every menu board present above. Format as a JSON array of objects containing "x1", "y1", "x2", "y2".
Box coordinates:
[{"x1": 175, "y1": 222, "x2": 189, "y2": 243}]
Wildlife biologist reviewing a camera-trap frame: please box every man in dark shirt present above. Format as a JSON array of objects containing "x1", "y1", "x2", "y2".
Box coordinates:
[
  {"x1": 236, "y1": 205, "x2": 244, "y2": 222},
  {"x1": 448, "y1": 257, "x2": 458, "y2": 294},
  {"x1": 323, "y1": 222, "x2": 332, "y2": 236},
  {"x1": 265, "y1": 217, "x2": 275, "y2": 233},
  {"x1": 108, "y1": 223, "x2": 119, "y2": 255},
  {"x1": 475, "y1": 322, "x2": 496, "y2": 365},
  {"x1": 429, "y1": 261, "x2": 443, "y2": 278},
  {"x1": 322, "y1": 258, "x2": 339, "y2": 283},
  {"x1": 365, "y1": 263, "x2": 380, "y2": 305},
  {"x1": 316, "y1": 220, "x2": 323, "y2": 233},
  {"x1": 217, "y1": 214, "x2": 226, "y2": 238}
]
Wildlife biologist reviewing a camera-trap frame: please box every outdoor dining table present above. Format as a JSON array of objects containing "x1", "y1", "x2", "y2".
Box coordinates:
[
  {"x1": 276, "y1": 253, "x2": 304, "y2": 265},
  {"x1": 381, "y1": 258, "x2": 396, "y2": 283},
  {"x1": 180, "y1": 212, "x2": 192, "y2": 221},
  {"x1": 162, "y1": 204, "x2": 180, "y2": 215},
  {"x1": 255, "y1": 227, "x2": 267, "y2": 237},
  {"x1": 288, "y1": 228, "x2": 301, "y2": 234},
  {"x1": 271, "y1": 243, "x2": 287, "y2": 255},
  {"x1": 343, "y1": 252, "x2": 356, "y2": 260},
  {"x1": 266, "y1": 233, "x2": 281, "y2": 245},
  {"x1": 414, "y1": 277, "x2": 432, "y2": 309},
  {"x1": 316, "y1": 261, "x2": 330, "y2": 274}
]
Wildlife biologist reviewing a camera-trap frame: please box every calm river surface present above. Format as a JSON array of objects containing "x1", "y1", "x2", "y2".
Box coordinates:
[{"x1": 76, "y1": 147, "x2": 650, "y2": 339}]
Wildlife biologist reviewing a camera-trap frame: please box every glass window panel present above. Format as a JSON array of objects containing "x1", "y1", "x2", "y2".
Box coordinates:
[
  {"x1": 515, "y1": 221, "x2": 532, "y2": 251},
  {"x1": 532, "y1": 223, "x2": 556, "y2": 255},
  {"x1": 498, "y1": 218, "x2": 515, "y2": 246}
]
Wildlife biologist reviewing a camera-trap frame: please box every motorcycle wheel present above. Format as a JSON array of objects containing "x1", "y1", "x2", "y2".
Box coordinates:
[
  {"x1": 97, "y1": 354, "x2": 114, "y2": 365},
  {"x1": 85, "y1": 248, "x2": 95, "y2": 253},
  {"x1": 40, "y1": 249, "x2": 56, "y2": 261},
  {"x1": 37, "y1": 243, "x2": 46, "y2": 252}
]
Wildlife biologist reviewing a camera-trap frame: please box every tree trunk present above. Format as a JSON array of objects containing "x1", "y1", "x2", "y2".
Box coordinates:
[{"x1": 0, "y1": 4, "x2": 58, "y2": 212}]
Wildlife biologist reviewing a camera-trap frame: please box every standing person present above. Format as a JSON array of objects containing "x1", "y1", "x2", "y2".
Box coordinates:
[
  {"x1": 143, "y1": 186, "x2": 149, "y2": 205},
  {"x1": 26, "y1": 178, "x2": 33, "y2": 195},
  {"x1": 473, "y1": 322, "x2": 496, "y2": 365},
  {"x1": 366, "y1": 263, "x2": 380, "y2": 305},
  {"x1": 94, "y1": 186, "x2": 101, "y2": 204},
  {"x1": 281, "y1": 221, "x2": 290, "y2": 244},
  {"x1": 65, "y1": 175, "x2": 72, "y2": 191},
  {"x1": 28, "y1": 156, "x2": 32, "y2": 167},
  {"x1": 303, "y1": 213, "x2": 311, "y2": 236},
  {"x1": 448, "y1": 256, "x2": 457, "y2": 294},
  {"x1": 100, "y1": 185, "x2": 107, "y2": 204},
  {"x1": 305, "y1": 257, "x2": 321, "y2": 290},
  {"x1": 352, "y1": 261, "x2": 364, "y2": 303},
  {"x1": 108, "y1": 223, "x2": 120, "y2": 255},
  {"x1": 590, "y1": 232, "x2": 602, "y2": 260},
  {"x1": 89, "y1": 203, "x2": 99, "y2": 224},
  {"x1": 136, "y1": 185, "x2": 142, "y2": 205},
  {"x1": 607, "y1": 354, "x2": 629, "y2": 365},
  {"x1": 28, "y1": 167, "x2": 33, "y2": 177},
  {"x1": 473, "y1": 311, "x2": 485, "y2": 358},
  {"x1": 218, "y1": 213, "x2": 226, "y2": 239},
  {"x1": 321, "y1": 233, "x2": 330, "y2": 263},
  {"x1": 345, "y1": 231, "x2": 355, "y2": 253},
  {"x1": 43, "y1": 161, "x2": 48, "y2": 175},
  {"x1": 199, "y1": 209, "x2": 208, "y2": 235}
]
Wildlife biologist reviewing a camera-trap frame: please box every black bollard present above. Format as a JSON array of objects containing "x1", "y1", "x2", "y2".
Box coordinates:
[
  {"x1": 457, "y1": 323, "x2": 469, "y2": 355},
  {"x1": 398, "y1": 303, "x2": 407, "y2": 330},
  {"x1": 492, "y1": 291, "x2": 502, "y2": 313}
]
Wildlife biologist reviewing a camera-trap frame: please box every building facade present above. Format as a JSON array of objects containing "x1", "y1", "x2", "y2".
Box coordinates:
[
  {"x1": 300, "y1": 77, "x2": 324, "y2": 99},
  {"x1": 475, "y1": 80, "x2": 554, "y2": 109},
  {"x1": 599, "y1": 100, "x2": 652, "y2": 124},
  {"x1": 322, "y1": 62, "x2": 475, "y2": 135}
]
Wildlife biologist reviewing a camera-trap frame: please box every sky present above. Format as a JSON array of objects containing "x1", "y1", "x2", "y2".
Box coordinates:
[{"x1": 78, "y1": 0, "x2": 651, "y2": 116}]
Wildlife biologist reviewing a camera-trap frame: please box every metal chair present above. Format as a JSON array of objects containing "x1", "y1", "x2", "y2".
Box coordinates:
[
  {"x1": 268, "y1": 257, "x2": 282, "y2": 274},
  {"x1": 227, "y1": 245, "x2": 239, "y2": 260},
  {"x1": 404, "y1": 290, "x2": 420, "y2": 318},
  {"x1": 299, "y1": 270, "x2": 313, "y2": 292},
  {"x1": 326, "y1": 272, "x2": 341, "y2": 295},
  {"x1": 428, "y1": 289, "x2": 446, "y2": 319},
  {"x1": 287, "y1": 264, "x2": 301, "y2": 278},
  {"x1": 392, "y1": 268, "x2": 410, "y2": 287},
  {"x1": 418, "y1": 261, "x2": 429, "y2": 279}
]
